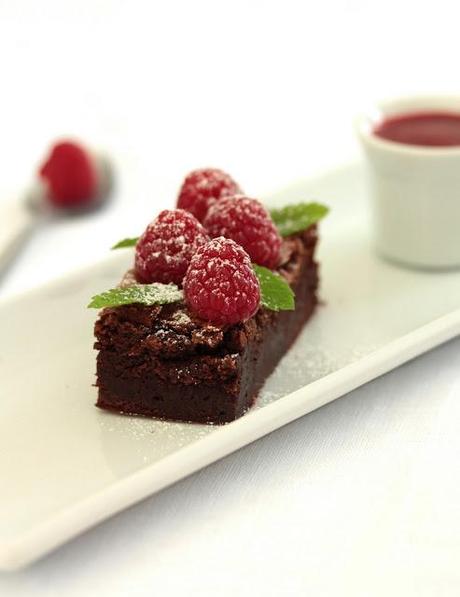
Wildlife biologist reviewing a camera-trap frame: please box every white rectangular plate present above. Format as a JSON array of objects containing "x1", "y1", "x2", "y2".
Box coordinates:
[{"x1": 2, "y1": 162, "x2": 460, "y2": 571}]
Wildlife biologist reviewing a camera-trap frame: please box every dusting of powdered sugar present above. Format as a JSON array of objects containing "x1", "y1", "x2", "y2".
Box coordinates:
[
  {"x1": 171, "y1": 310, "x2": 192, "y2": 325},
  {"x1": 257, "y1": 339, "x2": 380, "y2": 408},
  {"x1": 97, "y1": 413, "x2": 214, "y2": 475}
]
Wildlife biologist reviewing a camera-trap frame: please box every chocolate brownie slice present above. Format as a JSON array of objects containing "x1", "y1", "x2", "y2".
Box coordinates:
[{"x1": 94, "y1": 226, "x2": 318, "y2": 424}]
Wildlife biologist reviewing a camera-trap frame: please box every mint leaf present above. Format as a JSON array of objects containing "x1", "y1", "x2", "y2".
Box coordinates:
[
  {"x1": 111, "y1": 237, "x2": 139, "y2": 250},
  {"x1": 253, "y1": 264, "x2": 295, "y2": 311},
  {"x1": 89, "y1": 270, "x2": 293, "y2": 313},
  {"x1": 88, "y1": 283, "x2": 183, "y2": 309},
  {"x1": 270, "y1": 202, "x2": 329, "y2": 237}
]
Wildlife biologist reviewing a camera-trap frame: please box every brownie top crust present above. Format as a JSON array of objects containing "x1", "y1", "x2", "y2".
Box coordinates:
[{"x1": 94, "y1": 227, "x2": 317, "y2": 364}]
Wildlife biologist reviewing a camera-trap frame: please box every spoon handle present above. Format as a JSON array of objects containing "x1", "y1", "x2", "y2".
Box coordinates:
[{"x1": 0, "y1": 199, "x2": 37, "y2": 274}]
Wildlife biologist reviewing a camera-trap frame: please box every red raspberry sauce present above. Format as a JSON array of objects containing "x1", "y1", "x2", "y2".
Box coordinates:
[{"x1": 373, "y1": 111, "x2": 460, "y2": 147}]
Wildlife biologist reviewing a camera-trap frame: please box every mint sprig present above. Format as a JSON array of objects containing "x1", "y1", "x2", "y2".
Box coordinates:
[
  {"x1": 270, "y1": 202, "x2": 329, "y2": 237},
  {"x1": 253, "y1": 264, "x2": 295, "y2": 311},
  {"x1": 111, "y1": 237, "x2": 139, "y2": 250},
  {"x1": 88, "y1": 269, "x2": 294, "y2": 312},
  {"x1": 88, "y1": 283, "x2": 183, "y2": 309}
]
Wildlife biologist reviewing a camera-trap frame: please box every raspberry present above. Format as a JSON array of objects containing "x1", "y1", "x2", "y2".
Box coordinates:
[
  {"x1": 183, "y1": 237, "x2": 260, "y2": 325},
  {"x1": 203, "y1": 196, "x2": 282, "y2": 269},
  {"x1": 135, "y1": 209, "x2": 210, "y2": 285},
  {"x1": 39, "y1": 140, "x2": 98, "y2": 208},
  {"x1": 177, "y1": 168, "x2": 241, "y2": 222}
]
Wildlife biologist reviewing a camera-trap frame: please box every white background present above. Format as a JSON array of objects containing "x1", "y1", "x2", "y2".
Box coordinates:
[{"x1": 0, "y1": 1, "x2": 459, "y2": 595}]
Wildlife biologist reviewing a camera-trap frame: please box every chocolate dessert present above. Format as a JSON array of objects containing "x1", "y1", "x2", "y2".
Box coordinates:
[{"x1": 94, "y1": 227, "x2": 318, "y2": 424}]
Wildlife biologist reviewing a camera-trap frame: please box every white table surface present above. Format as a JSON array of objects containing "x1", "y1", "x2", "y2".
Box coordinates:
[{"x1": 0, "y1": 1, "x2": 459, "y2": 595}]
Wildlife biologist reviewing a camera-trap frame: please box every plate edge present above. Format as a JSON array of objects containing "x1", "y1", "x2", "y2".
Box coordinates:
[{"x1": 1, "y1": 306, "x2": 460, "y2": 571}]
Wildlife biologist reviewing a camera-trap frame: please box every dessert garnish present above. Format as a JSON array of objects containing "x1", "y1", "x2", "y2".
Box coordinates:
[
  {"x1": 88, "y1": 283, "x2": 183, "y2": 309},
  {"x1": 91, "y1": 195, "x2": 327, "y2": 323},
  {"x1": 134, "y1": 209, "x2": 209, "y2": 285},
  {"x1": 88, "y1": 258, "x2": 293, "y2": 318},
  {"x1": 111, "y1": 237, "x2": 141, "y2": 249},
  {"x1": 203, "y1": 196, "x2": 282, "y2": 268},
  {"x1": 252, "y1": 264, "x2": 295, "y2": 311},
  {"x1": 182, "y1": 237, "x2": 261, "y2": 325},
  {"x1": 270, "y1": 202, "x2": 329, "y2": 237},
  {"x1": 177, "y1": 168, "x2": 241, "y2": 222}
]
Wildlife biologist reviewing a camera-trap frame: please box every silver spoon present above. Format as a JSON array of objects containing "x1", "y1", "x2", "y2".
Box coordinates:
[{"x1": 0, "y1": 143, "x2": 113, "y2": 277}]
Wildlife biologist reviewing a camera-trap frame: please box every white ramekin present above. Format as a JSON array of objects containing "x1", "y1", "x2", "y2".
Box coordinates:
[{"x1": 356, "y1": 96, "x2": 460, "y2": 269}]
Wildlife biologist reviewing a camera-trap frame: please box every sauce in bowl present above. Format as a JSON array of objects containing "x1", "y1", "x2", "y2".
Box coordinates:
[{"x1": 373, "y1": 111, "x2": 460, "y2": 147}]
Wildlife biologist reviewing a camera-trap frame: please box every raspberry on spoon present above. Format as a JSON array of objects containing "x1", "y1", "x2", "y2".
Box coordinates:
[
  {"x1": 204, "y1": 195, "x2": 282, "y2": 269},
  {"x1": 177, "y1": 168, "x2": 241, "y2": 222},
  {"x1": 183, "y1": 237, "x2": 261, "y2": 325},
  {"x1": 135, "y1": 209, "x2": 210, "y2": 286},
  {"x1": 39, "y1": 140, "x2": 100, "y2": 209}
]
